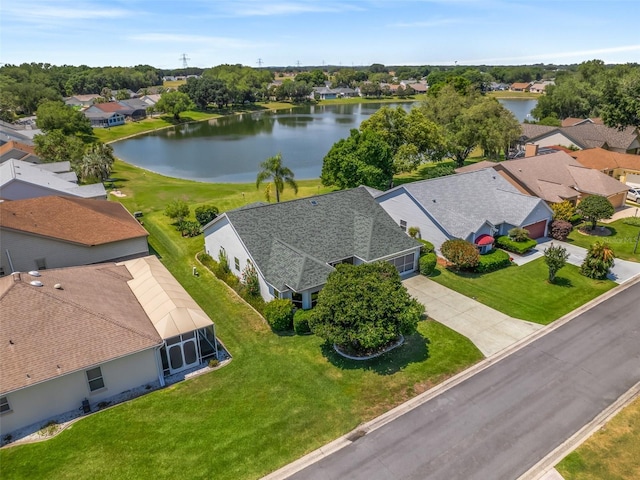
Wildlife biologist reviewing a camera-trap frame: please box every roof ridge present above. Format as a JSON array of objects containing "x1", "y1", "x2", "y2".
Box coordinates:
[{"x1": 31, "y1": 282, "x2": 161, "y2": 343}]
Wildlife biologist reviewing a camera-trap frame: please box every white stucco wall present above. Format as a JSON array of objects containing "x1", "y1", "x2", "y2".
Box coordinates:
[
  {"x1": 203, "y1": 216, "x2": 272, "y2": 302},
  {"x1": 376, "y1": 189, "x2": 450, "y2": 251},
  {"x1": 0, "y1": 230, "x2": 149, "y2": 273},
  {"x1": 0, "y1": 348, "x2": 159, "y2": 435}
]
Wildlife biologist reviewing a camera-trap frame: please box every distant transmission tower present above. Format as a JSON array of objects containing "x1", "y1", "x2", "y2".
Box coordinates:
[
  {"x1": 179, "y1": 53, "x2": 190, "y2": 69},
  {"x1": 257, "y1": 58, "x2": 263, "y2": 68},
  {"x1": 296, "y1": 60, "x2": 301, "y2": 68}
]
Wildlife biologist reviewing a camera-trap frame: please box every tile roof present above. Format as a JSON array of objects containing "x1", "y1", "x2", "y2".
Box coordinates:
[
  {"x1": 570, "y1": 147, "x2": 640, "y2": 171},
  {"x1": 0, "y1": 196, "x2": 148, "y2": 246},
  {"x1": 390, "y1": 169, "x2": 550, "y2": 239},
  {"x1": 221, "y1": 187, "x2": 419, "y2": 291},
  {"x1": 92, "y1": 102, "x2": 127, "y2": 113},
  {"x1": 497, "y1": 151, "x2": 629, "y2": 202},
  {"x1": 0, "y1": 263, "x2": 163, "y2": 395}
]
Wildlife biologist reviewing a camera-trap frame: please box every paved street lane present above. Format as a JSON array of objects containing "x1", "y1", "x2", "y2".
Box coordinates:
[{"x1": 289, "y1": 282, "x2": 640, "y2": 480}]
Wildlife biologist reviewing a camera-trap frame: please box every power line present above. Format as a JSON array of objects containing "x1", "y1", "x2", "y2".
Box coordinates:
[{"x1": 257, "y1": 58, "x2": 263, "y2": 68}]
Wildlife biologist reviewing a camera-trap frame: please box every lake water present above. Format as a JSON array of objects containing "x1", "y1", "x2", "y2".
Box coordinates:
[{"x1": 112, "y1": 99, "x2": 536, "y2": 183}]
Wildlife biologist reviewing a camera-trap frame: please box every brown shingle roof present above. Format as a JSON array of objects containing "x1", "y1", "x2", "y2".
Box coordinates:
[
  {"x1": 571, "y1": 147, "x2": 640, "y2": 171},
  {"x1": 496, "y1": 151, "x2": 629, "y2": 203},
  {"x1": 0, "y1": 196, "x2": 148, "y2": 246},
  {"x1": 520, "y1": 123, "x2": 556, "y2": 140},
  {"x1": 454, "y1": 160, "x2": 498, "y2": 173},
  {"x1": 0, "y1": 264, "x2": 163, "y2": 394}
]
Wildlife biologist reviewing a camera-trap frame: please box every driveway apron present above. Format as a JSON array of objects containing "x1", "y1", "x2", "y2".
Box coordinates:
[{"x1": 403, "y1": 275, "x2": 542, "y2": 357}]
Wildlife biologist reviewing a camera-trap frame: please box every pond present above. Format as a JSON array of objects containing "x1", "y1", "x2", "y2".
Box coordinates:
[{"x1": 112, "y1": 99, "x2": 536, "y2": 183}]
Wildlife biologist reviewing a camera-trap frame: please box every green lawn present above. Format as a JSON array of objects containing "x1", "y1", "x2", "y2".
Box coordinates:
[
  {"x1": 557, "y1": 396, "x2": 640, "y2": 480},
  {"x1": 0, "y1": 162, "x2": 483, "y2": 480},
  {"x1": 566, "y1": 219, "x2": 640, "y2": 262},
  {"x1": 430, "y1": 259, "x2": 616, "y2": 324}
]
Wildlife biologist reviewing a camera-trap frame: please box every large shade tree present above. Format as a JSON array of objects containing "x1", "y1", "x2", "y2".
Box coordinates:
[
  {"x1": 155, "y1": 91, "x2": 194, "y2": 120},
  {"x1": 309, "y1": 262, "x2": 424, "y2": 355},
  {"x1": 255, "y1": 153, "x2": 298, "y2": 203},
  {"x1": 576, "y1": 195, "x2": 615, "y2": 231},
  {"x1": 321, "y1": 128, "x2": 394, "y2": 190}
]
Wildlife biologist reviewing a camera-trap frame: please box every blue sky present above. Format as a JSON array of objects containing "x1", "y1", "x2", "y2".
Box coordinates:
[{"x1": 1, "y1": 0, "x2": 639, "y2": 69}]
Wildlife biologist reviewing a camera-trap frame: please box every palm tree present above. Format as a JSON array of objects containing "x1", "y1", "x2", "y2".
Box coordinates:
[
  {"x1": 78, "y1": 143, "x2": 115, "y2": 182},
  {"x1": 255, "y1": 153, "x2": 298, "y2": 202}
]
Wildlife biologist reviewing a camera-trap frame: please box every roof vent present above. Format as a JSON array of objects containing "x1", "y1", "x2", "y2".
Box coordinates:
[
  {"x1": 310, "y1": 200, "x2": 318, "y2": 206},
  {"x1": 28, "y1": 270, "x2": 41, "y2": 277},
  {"x1": 54, "y1": 283, "x2": 63, "y2": 289},
  {"x1": 432, "y1": 199, "x2": 437, "y2": 203},
  {"x1": 30, "y1": 280, "x2": 43, "y2": 287}
]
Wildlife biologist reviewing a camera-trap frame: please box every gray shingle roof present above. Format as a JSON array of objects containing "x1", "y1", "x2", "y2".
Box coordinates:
[
  {"x1": 392, "y1": 169, "x2": 549, "y2": 239},
  {"x1": 224, "y1": 187, "x2": 419, "y2": 291}
]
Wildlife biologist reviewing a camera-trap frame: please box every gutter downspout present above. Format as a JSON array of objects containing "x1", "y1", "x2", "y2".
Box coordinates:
[
  {"x1": 5, "y1": 249, "x2": 15, "y2": 273},
  {"x1": 154, "y1": 345, "x2": 166, "y2": 387}
]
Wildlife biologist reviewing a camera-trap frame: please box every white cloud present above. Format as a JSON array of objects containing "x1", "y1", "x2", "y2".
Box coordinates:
[
  {"x1": 218, "y1": 0, "x2": 363, "y2": 17},
  {"x1": 389, "y1": 17, "x2": 469, "y2": 28},
  {"x1": 1, "y1": 1, "x2": 131, "y2": 22}
]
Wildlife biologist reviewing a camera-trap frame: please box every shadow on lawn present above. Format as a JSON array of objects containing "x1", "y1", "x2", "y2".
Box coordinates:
[
  {"x1": 551, "y1": 276, "x2": 573, "y2": 288},
  {"x1": 320, "y1": 332, "x2": 430, "y2": 376}
]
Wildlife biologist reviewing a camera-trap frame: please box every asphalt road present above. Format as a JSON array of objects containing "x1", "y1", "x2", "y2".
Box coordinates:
[{"x1": 289, "y1": 282, "x2": 640, "y2": 480}]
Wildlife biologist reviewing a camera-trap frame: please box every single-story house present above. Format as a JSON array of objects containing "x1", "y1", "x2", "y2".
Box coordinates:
[
  {"x1": 529, "y1": 80, "x2": 554, "y2": 93},
  {"x1": 203, "y1": 187, "x2": 421, "y2": 309},
  {"x1": 0, "y1": 196, "x2": 149, "y2": 275},
  {"x1": 570, "y1": 147, "x2": 640, "y2": 186},
  {"x1": 84, "y1": 101, "x2": 147, "y2": 125},
  {"x1": 312, "y1": 86, "x2": 338, "y2": 100},
  {"x1": 0, "y1": 159, "x2": 107, "y2": 200},
  {"x1": 63, "y1": 94, "x2": 103, "y2": 108},
  {"x1": 0, "y1": 255, "x2": 218, "y2": 436},
  {"x1": 140, "y1": 94, "x2": 162, "y2": 106},
  {"x1": 492, "y1": 149, "x2": 630, "y2": 207},
  {"x1": 521, "y1": 123, "x2": 640, "y2": 155},
  {"x1": 561, "y1": 117, "x2": 603, "y2": 128},
  {"x1": 375, "y1": 168, "x2": 554, "y2": 253},
  {"x1": 510, "y1": 82, "x2": 531, "y2": 92},
  {"x1": 84, "y1": 110, "x2": 126, "y2": 128},
  {"x1": 0, "y1": 140, "x2": 41, "y2": 164}
]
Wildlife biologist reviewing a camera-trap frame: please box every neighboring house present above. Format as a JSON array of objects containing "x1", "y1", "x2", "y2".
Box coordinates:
[
  {"x1": 84, "y1": 101, "x2": 146, "y2": 125},
  {"x1": 375, "y1": 169, "x2": 553, "y2": 253},
  {"x1": 333, "y1": 87, "x2": 358, "y2": 97},
  {"x1": 571, "y1": 147, "x2": 640, "y2": 186},
  {"x1": 203, "y1": 187, "x2": 421, "y2": 309},
  {"x1": 64, "y1": 94, "x2": 102, "y2": 108},
  {"x1": 529, "y1": 80, "x2": 554, "y2": 93},
  {"x1": 407, "y1": 82, "x2": 428, "y2": 93},
  {"x1": 0, "y1": 125, "x2": 36, "y2": 146},
  {"x1": 492, "y1": 150, "x2": 630, "y2": 207},
  {"x1": 561, "y1": 117, "x2": 603, "y2": 128},
  {"x1": 0, "y1": 140, "x2": 41, "y2": 163},
  {"x1": 510, "y1": 82, "x2": 531, "y2": 92},
  {"x1": 312, "y1": 86, "x2": 337, "y2": 100},
  {"x1": 0, "y1": 159, "x2": 106, "y2": 200},
  {"x1": 522, "y1": 123, "x2": 640, "y2": 154},
  {"x1": 0, "y1": 196, "x2": 149, "y2": 275},
  {"x1": 84, "y1": 109, "x2": 126, "y2": 128},
  {"x1": 0, "y1": 255, "x2": 218, "y2": 436},
  {"x1": 140, "y1": 94, "x2": 162, "y2": 106}
]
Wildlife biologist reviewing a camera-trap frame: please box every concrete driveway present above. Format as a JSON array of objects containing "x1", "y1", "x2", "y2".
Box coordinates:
[
  {"x1": 403, "y1": 275, "x2": 543, "y2": 357},
  {"x1": 513, "y1": 238, "x2": 640, "y2": 284}
]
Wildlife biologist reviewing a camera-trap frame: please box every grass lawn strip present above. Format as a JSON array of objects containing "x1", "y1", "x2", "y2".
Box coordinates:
[
  {"x1": 0, "y1": 162, "x2": 483, "y2": 480},
  {"x1": 566, "y1": 220, "x2": 640, "y2": 263},
  {"x1": 430, "y1": 260, "x2": 616, "y2": 325},
  {"x1": 556, "y1": 396, "x2": 640, "y2": 480}
]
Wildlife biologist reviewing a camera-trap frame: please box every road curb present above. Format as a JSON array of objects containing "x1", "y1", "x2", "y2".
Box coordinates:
[
  {"x1": 262, "y1": 275, "x2": 640, "y2": 480},
  {"x1": 518, "y1": 381, "x2": 640, "y2": 480}
]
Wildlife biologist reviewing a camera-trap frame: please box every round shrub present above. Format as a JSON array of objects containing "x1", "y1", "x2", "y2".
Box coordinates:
[
  {"x1": 419, "y1": 252, "x2": 437, "y2": 276},
  {"x1": 293, "y1": 308, "x2": 313, "y2": 335},
  {"x1": 549, "y1": 219, "x2": 573, "y2": 241},
  {"x1": 440, "y1": 239, "x2": 479, "y2": 270},
  {"x1": 264, "y1": 298, "x2": 294, "y2": 331},
  {"x1": 419, "y1": 239, "x2": 435, "y2": 256}
]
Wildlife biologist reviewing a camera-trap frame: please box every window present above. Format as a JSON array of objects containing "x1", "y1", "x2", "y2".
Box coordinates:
[
  {"x1": 273, "y1": 288, "x2": 281, "y2": 299},
  {"x1": 234, "y1": 257, "x2": 240, "y2": 271},
  {"x1": 399, "y1": 220, "x2": 407, "y2": 232},
  {"x1": 86, "y1": 367, "x2": 105, "y2": 392},
  {"x1": 311, "y1": 291, "x2": 320, "y2": 308},
  {"x1": 35, "y1": 258, "x2": 47, "y2": 270},
  {"x1": 388, "y1": 253, "x2": 415, "y2": 273},
  {"x1": 292, "y1": 292, "x2": 303, "y2": 309},
  {"x1": 0, "y1": 396, "x2": 10, "y2": 414}
]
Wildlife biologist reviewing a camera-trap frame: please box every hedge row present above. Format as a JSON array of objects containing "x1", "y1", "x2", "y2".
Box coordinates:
[
  {"x1": 419, "y1": 239, "x2": 435, "y2": 256},
  {"x1": 475, "y1": 249, "x2": 512, "y2": 273},
  {"x1": 419, "y1": 253, "x2": 437, "y2": 276},
  {"x1": 495, "y1": 235, "x2": 537, "y2": 254}
]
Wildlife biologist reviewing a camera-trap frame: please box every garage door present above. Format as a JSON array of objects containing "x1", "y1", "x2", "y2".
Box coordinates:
[
  {"x1": 524, "y1": 220, "x2": 547, "y2": 239},
  {"x1": 626, "y1": 173, "x2": 640, "y2": 185}
]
